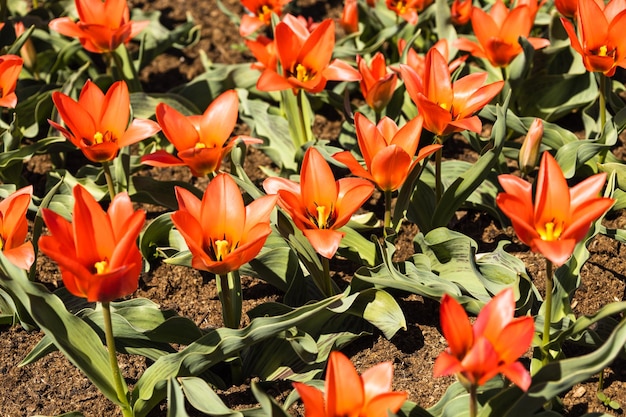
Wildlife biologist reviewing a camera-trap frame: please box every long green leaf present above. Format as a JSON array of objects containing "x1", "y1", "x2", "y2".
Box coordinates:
[{"x1": 131, "y1": 296, "x2": 342, "y2": 417}]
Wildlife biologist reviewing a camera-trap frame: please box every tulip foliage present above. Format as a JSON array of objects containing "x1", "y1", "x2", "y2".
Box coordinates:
[{"x1": 2, "y1": 0, "x2": 626, "y2": 416}]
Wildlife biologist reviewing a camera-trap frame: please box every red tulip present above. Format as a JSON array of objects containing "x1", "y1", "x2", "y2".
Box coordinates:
[
  {"x1": 39, "y1": 185, "x2": 145, "y2": 302},
  {"x1": 385, "y1": 0, "x2": 433, "y2": 25},
  {"x1": 141, "y1": 90, "x2": 260, "y2": 177},
  {"x1": 334, "y1": 113, "x2": 441, "y2": 192},
  {"x1": 497, "y1": 152, "x2": 614, "y2": 266},
  {"x1": 0, "y1": 55, "x2": 23, "y2": 109},
  {"x1": 263, "y1": 147, "x2": 374, "y2": 259},
  {"x1": 399, "y1": 47, "x2": 503, "y2": 136},
  {"x1": 357, "y1": 53, "x2": 398, "y2": 113},
  {"x1": 256, "y1": 16, "x2": 361, "y2": 94},
  {"x1": 172, "y1": 173, "x2": 277, "y2": 275},
  {"x1": 239, "y1": 0, "x2": 291, "y2": 37},
  {"x1": 50, "y1": 80, "x2": 161, "y2": 163},
  {"x1": 454, "y1": 0, "x2": 550, "y2": 68},
  {"x1": 561, "y1": 0, "x2": 626, "y2": 76},
  {"x1": 434, "y1": 288, "x2": 534, "y2": 390},
  {"x1": 554, "y1": 0, "x2": 577, "y2": 18},
  {"x1": 340, "y1": 0, "x2": 359, "y2": 34},
  {"x1": 0, "y1": 186, "x2": 34, "y2": 270},
  {"x1": 451, "y1": 0, "x2": 473, "y2": 25},
  {"x1": 293, "y1": 351, "x2": 407, "y2": 417},
  {"x1": 49, "y1": 0, "x2": 149, "y2": 54}
]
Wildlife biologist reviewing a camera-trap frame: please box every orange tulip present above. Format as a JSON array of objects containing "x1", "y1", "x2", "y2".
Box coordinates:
[
  {"x1": 39, "y1": 185, "x2": 145, "y2": 302},
  {"x1": 172, "y1": 173, "x2": 277, "y2": 275},
  {"x1": 239, "y1": 0, "x2": 291, "y2": 37},
  {"x1": 385, "y1": 0, "x2": 433, "y2": 25},
  {"x1": 396, "y1": 38, "x2": 467, "y2": 80},
  {"x1": 0, "y1": 186, "x2": 34, "y2": 270},
  {"x1": 357, "y1": 53, "x2": 398, "y2": 113},
  {"x1": 554, "y1": 0, "x2": 577, "y2": 18},
  {"x1": 50, "y1": 80, "x2": 161, "y2": 163},
  {"x1": 454, "y1": 0, "x2": 550, "y2": 68},
  {"x1": 293, "y1": 351, "x2": 407, "y2": 417},
  {"x1": 340, "y1": 0, "x2": 359, "y2": 34},
  {"x1": 0, "y1": 55, "x2": 23, "y2": 109},
  {"x1": 141, "y1": 90, "x2": 260, "y2": 177},
  {"x1": 434, "y1": 287, "x2": 534, "y2": 390},
  {"x1": 256, "y1": 16, "x2": 361, "y2": 94},
  {"x1": 451, "y1": 0, "x2": 473, "y2": 25},
  {"x1": 48, "y1": 0, "x2": 149, "y2": 54},
  {"x1": 263, "y1": 147, "x2": 374, "y2": 259},
  {"x1": 561, "y1": 0, "x2": 626, "y2": 77},
  {"x1": 14, "y1": 22, "x2": 37, "y2": 72},
  {"x1": 497, "y1": 152, "x2": 614, "y2": 266},
  {"x1": 399, "y1": 47, "x2": 503, "y2": 136},
  {"x1": 333, "y1": 113, "x2": 441, "y2": 192},
  {"x1": 245, "y1": 35, "x2": 278, "y2": 72}
]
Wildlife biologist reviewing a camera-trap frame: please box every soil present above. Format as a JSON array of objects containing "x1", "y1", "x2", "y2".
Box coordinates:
[{"x1": 2, "y1": 0, "x2": 626, "y2": 416}]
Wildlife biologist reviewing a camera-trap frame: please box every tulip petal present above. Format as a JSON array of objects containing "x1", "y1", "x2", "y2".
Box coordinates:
[
  {"x1": 292, "y1": 382, "x2": 326, "y2": 417},
  {"x1": 326, "y1": 351, "x2": 364, "y2": 415},
  {"x1": 500, "y1": 361, "x2": 532, "y2": 391},
  {"x1": 334, "y1": 177, "x2": 374, "y2": 228},
  {"x1": 361, "y1": 361, "x2": 394, "y2": 400},
  {"x1": 199, "y1": 90, "x2": 239, "y2": 148},
  {"x1": 439, "y1": 293, "x2": 474, "y2": 356}
]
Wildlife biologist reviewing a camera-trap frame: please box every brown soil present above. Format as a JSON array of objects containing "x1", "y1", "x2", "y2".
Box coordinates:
[{"x1": 2, "y1": 0, "x2": 626, "y2": 416}]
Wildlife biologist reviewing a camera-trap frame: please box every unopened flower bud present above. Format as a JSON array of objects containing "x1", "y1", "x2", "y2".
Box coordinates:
[
  {"x1": 519, "y1": 118, "x2": 543, "y2": 176},
  {"x1": 451, "y1": 0, "x2": 472, "y2": 26}
]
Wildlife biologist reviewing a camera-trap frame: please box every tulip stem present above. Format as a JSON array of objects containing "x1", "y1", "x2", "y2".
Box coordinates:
[
  {"x1": 102, "y1": 161, "x2": 117, "y2": 200},
  {"x1": 598, "y1": 73, "x2": 608, "y2": 164},
  {"x1": 217, "y1": 270, "x2": 242, "y2": 329},
  {"x1": 469, "y1": 384, "x2": 478, "y2": 417},
  {"x1": 434, "y1": 136, "x2": 444, "y2": 204},
  {"x1": 542, "y1": 258, "x2": 554, "y2": 365},
  {"x1": 101, "y1": 302, "x2": 133, "y2": 417},
  {"x1": 383, "y1": 189, "x2": 392, "y2": 237},
  {"x1": 320, "y1": 255, "x2": 334, "y2": 297}
]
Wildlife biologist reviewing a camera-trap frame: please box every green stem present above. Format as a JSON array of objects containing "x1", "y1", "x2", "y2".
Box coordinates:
[
  {"x1": 383, "y1": 189, "x2": 392, "y2": 237},
  {"x1": 434, "y1": 136, "x2": 444, "y2": 204},
  {"x1": 216, "y1": 270, "x2": 242, "y2": 329},
  {"x1": 102, "y1": 161, "x2": 117, "y2": 200},
  {"x1": 111, "y1": 45, "x2": 143, "y2": 93},
  {"x1": 320, "y1": 255, "x2": 333, "y2": 297},
  {"x1": 542, "y1": 258, "x2": 554, "y2": 365},
  {"x1": 296, "y1": 89, "x2": 313, "y2": 145},
  {"x1": 598, "y1": 73, "x2": 608, "y2": 164},
  {"x1": 102, "y1": 302, "x2": 133, "y2": 417},
  {"x1": 469, "y1": 384, "x2": 478, "y2": 417}
]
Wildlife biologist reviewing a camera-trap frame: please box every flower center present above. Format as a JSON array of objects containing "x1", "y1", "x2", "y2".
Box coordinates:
[
  {"x1": 214, "y1": 239, "x2": 231, "y2": 261},
  {"x1": 257, "y1": 4, "x2": 273, "y2": 24},
  {"x1": 294, "y1": 63, "x2": 314, "y2": 82},
  {"x1": 594, "y1": 44, "x2": 616, "y2": 59},
  {"x1": 86, "y1": 131, "x2": 116, "y2": 146},
  {"x1": 94, "y1": 259, "x2": 109, "y2": 275},
  {"x1": 539, "y1": 220, "x2": 563, "y2": 241},
  {"x1": 307, "y1": 203, "x2": 336, "y2": 229},
  {"x1": 389, "y1": 0, "x2": 409, "y2": 15}
]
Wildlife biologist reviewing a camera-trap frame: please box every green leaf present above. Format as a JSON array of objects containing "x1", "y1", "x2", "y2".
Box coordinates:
[
  {"x1": 131, "y1": 295, "x2": 343, "y2": 417},
  {"x1": 251, "y1": 381, "x2": 292, "y2": 417},
  {"x1": 167, "y1": 378, "x2": 190, "y2": 417},
  {"x1": 352, "y1": 288, "x2": 406, "y2": 339},
  {"x1": 179, "y1": 377, "x2": 243, "y2": 416}
]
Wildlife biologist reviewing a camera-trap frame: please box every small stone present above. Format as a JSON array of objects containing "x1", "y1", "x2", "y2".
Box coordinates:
[{"x1": 572, "y1": 386, "x2": 586, "y2": 398}]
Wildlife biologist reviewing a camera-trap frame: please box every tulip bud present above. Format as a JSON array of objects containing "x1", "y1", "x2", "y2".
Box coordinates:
[
  {"x1": 14, "y1": 22, "x2": 37, "y2": 72},
  {"x1": 451, "y1": 0, "x2": 472, "y2": 26},
  {"x1": 340, "y1": 0, "x2": 359, "y2": 34},
  {"x1": 518, "y1": 118, "x2": 543, "y2": 176}
]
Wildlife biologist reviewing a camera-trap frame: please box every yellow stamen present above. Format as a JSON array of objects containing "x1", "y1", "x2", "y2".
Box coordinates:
[
  {"x1": 295, "y1": 64, "x2": 311, "y2": 82},
  {"x1": 93, "y1": 131, "x2": 104, "y2": 144},
  {"x1": 258, "y1": 4, "x2": 272, "y2": 22},
  {"x1": 440, "y1": 102, "x2": 449, "y2": 110},
  {"x1": 539, "y1": 221, "x2": 563, "y2": 241},
  {"x1": 214, "y1": 239, "x2": 231, "y2": 261},
  {"x1": 316, "y1": 206, "x2": 329, "y2": 229},
  {"x1": 195, "y1": 142, "x2": 207, "y2": 149},
  {"x1": 598, "y1": 45, "x2": 608, "y2": 57},
  {"x1": 94, "y1": 260, "x2": 109, "y2": 274}
]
